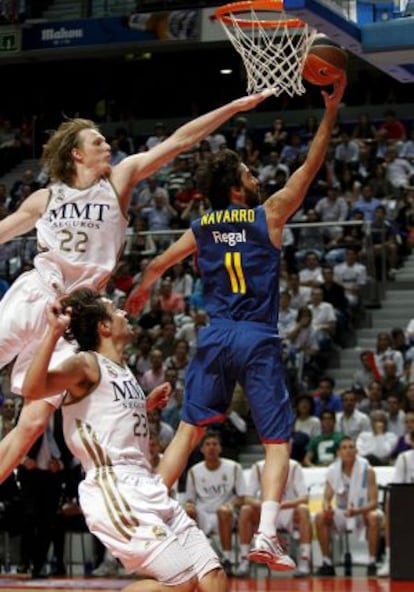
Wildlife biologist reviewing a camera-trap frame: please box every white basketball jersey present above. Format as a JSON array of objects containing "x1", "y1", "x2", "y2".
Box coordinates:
[
  {"x1": 35, "y1": 179, "x2": 129, "y2": 292},
  {"x1": 185, "y1": 458, "x2": 247, "y2": 513},
  {"x1": 247, "y1": 459, "x2": 308, "y2": 501},
  {"x1": 62, "y1": 353, "x2": 151, "y2": 474}
]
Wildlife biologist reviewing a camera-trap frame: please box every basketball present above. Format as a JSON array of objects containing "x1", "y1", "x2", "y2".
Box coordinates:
[{"x1": 302, "y1": 35, "x2": 348, "y2": 86}]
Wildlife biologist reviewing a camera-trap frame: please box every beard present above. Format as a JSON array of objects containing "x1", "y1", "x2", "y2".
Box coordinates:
[{"x1": 244, "y1": 186, "x2": 261, "y2": 208}]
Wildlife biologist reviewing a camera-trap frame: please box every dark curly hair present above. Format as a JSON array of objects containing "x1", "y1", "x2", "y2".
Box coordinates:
[
  {"x1": 196, "y1": 148, "x2": 241, "y2": 210},
  {"x1": 61, "y1": 288, "x2": 111, "y2": 352}
]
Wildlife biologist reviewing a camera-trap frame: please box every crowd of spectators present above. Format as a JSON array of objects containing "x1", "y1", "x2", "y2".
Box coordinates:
[{"x1": 0, "y1": 106, "x2": 414, "y2": 577}]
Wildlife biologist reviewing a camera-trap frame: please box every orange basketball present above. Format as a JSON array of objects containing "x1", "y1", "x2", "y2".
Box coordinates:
[{"x1": 302, "y1": 35, "x2": 348, "y2": 86}]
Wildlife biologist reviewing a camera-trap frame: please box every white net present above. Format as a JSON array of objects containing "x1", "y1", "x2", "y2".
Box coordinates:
[{"x1": 217, "y1": 6, "x2": 317, "y2": 96}]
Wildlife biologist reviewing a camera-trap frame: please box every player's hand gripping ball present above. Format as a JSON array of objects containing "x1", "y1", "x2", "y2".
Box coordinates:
[{"x1": 302, "y1": 34, "x2": 348, "y2": 86}]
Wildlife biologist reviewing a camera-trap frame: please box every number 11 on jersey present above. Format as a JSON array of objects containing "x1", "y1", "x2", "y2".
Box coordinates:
[{"x1": 225, "y1": 251, "x2": 246, "y2": 294}]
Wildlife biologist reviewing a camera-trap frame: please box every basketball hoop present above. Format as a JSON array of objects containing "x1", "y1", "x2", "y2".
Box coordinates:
[{"x1": 214, "y1": 0, "x2": 317, "y2": 96}]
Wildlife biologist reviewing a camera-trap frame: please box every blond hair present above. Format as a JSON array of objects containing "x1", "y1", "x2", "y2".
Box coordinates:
[{"x1": 41, "y1": 118, "x2": 99, "y2": 184}]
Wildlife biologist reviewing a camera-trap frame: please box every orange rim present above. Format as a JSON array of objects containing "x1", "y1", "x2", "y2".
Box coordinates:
[{"x1": 214, "y1": 0, "x2": 305, "y2": 28}]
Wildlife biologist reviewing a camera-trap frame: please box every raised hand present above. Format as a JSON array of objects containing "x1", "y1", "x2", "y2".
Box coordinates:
[{"x1": 46, "y1": 300, "x2": 72, "y2": 335}]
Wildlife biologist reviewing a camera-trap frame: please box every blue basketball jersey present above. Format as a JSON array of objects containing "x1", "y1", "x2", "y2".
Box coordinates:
[{"x1": 191, "y1": 205, "x2": 281, "y2": 327}]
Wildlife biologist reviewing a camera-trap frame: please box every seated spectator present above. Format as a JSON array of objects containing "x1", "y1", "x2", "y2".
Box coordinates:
[
  {"x1": 157, "y1": 278, "x2": 186, "y2": 315},
  {"x1": 287, "y1": 272, "x2": 311, "y2": 310},
  {"x1": 391, "y1": 327, "x2": 411, "y2": 363},
  {"x1": 145, "y1": 122, "x2": 167, "y2": 150},
  {"x1": 312, "y1": 376, "x2": 343, "y2": 417},
  {"x1": 320, "y1": 265, "x2": 349, "y2": 338},
  {"x1": 280, "y1": 132, "x2": 306, "y2": 171},
  {"x1": 102, "y1": 276, "x2": 126, "y2": 308},
  {"x1": 403, "y1": 382, "x2": 414, "y2": 412},
  {"x1": 176, "y1": 309, "x2": 208, "y2": 356},
  {"x1": 278, "y1": 290, "x2": 297, "y2": 340},
  {"x1": 333, "y1": 247, "x2": 367, "y2": 312},
  {"x1": 379, "y1": 110, "x2": 406, "y2": 142},
  {"x1": 141, "y1": 348, "x2": 166, "y2": 393},
  {"x1": 334, "y1": 131, "x2": 360, "y2": 172},
  {"x1": 258, "y1": 151, "x2": 289, "y2": 186},
  {"x1": 358, "y1": 380, "x2": 387, "y2": 416},
  {"x1": 304, "y1": 410, "x2": 344, "y2": 467},
  {"x1": 295, "y1": 220, "x2": 326, "y2": 269},
  {"x1": 127, "y1": 332, "x2": 153, "y2": 380},
  {"x1": 169, "y1": 261, "x2": 194, "y2": 301},
  {"x1": 238, "y1": 456, "x2": 312, "y2": 577},
  {"x1": 315, "y1": 436, "x2": 381, "y2": 576},
  {"x1": 351, "y1": 113, "x2": 378, "y2": 145},
  {"x1": 375, "y1": 332, "x2": 405, "y2": 379},
  {"x1": 370, "y1": 205, "x2": 402, "y2": 280},
  {"x1": 392, "y1": 410, "x2": 414, "y2": 458},
  {"x1": 399, "y1": 127, "x2": 414, "y2": 163},
  {"x1": 308, "y1": 287, "x2": 338, "y2": 351},
  {"x1": 385, "y1": 393, "x2": 406, "y2": 438},
  {"x1": 112, "y1": 260, "x2": 134, "y2": 295},
  {"x1": 153, "y1": 319, "x2": 177, "y2": 358},
  {"x1": 284, "y1": 306, "x2": 320, "y2": 388},
  {"x1": 381, "y1": 359, "x2": 406, "y2": 401},
  {"x1": 354, "y1": 350, "x2": 382, "y2": 390},
  {"x1": 109, "y1": 137, "x2": 127, "y2": 166},
  {"x1": 336, "y1": 389, "x2": 371, "y2": 441},
  {"x1": 164, "y1": 338, "x2": 190, "y2": 384},
  {"x1": 383, "y1": 145, "x2": 414, "y2": 194},
  {"x1": 315, "y1": 185, "x2": 349, "y2": 242},
  {"x1": 294, "y1": 393, "x2": 321, "y2": 439},
  {"x1": 262, "y1": 117, "x2": 288, "y2": 154},
  {"x1": 356, "y1": 410, "x2": 398, "y2": 466},
  {"x1": 184, "y1": 431, "x2": 247, "y2": 577},
  {"x1": 352, "y1": 183, "x2": 381, "y2": 223},
  {"x1": 160, "y1": 368, "x2": 182, "y2": 432},
  {"x1": 140, "y1": 191, "x2": 178, "y2": 250},
  {"x1": 148, "y1": 409, "x2": 174, "y2": 453},
  {"x1": 369, "y1": 162, "x2": 395, "y2": 201},
  {"x1": 124, "y1": 217, "x2": 157, "y2": 258}
]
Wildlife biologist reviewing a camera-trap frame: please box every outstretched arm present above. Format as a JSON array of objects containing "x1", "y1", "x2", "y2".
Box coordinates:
[
  {"x1": 0, "y1": 188, "x2": 49, "y2": 245},
  {"x1": 112, "y1": 91, "x2": 271, "y2": 205},
  {"x1": 265, "y1": 75, "x2": 347, "y2": 236},
  {"x1": 124, "y1": 228, "x2": 197, "y2": 315}
]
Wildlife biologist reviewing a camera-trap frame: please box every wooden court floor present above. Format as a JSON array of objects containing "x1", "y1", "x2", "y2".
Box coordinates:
[{"x1": 0, "y1": 576, "x2": 411, "y2": 592}]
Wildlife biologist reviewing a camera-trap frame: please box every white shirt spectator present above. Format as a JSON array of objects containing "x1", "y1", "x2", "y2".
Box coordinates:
[
  {"x1": 334, "y1": 260, "x2": 367, "y2": 306},
  {"x1": 294, "y1": 416, "x2": 321, "y2": 439},
  {"x1": 299, "y1": 266, "x2": 323, "y2": 287},
  {"x1": 308, "y1": 301, "x2": 337, "y2": 332},
  {"x1": 336, "y1": 409, "x2": 371, "y2": 441},
  {"x1": 356, "y1": 431, "x2": 398, "y2": 462},
  {"x1": 387, "y1": 409, "x2": 406, "y2": 438},
  {"x1": 393, "y1": 449, "x2": 414, "y2": 483}
]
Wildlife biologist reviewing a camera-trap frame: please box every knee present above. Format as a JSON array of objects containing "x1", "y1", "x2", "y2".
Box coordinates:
[{"x1": 199, "y1": 567, "x2": 227, "y2": 592}]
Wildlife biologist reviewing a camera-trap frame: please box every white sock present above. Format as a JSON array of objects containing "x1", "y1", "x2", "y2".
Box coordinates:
[
  {"x1": 240, "y1": 544, "x2": 249, "y2": 558},
  {"x1": 369, "y1": 555, "x2": 376, "y2": 564},
  {"x1": 323, "y1": 555, "x2": 332, "y2": 565},
  {"x1": 300, "y1": 543, "x2": 311, "y2": 560},
  {"x1": 384, "y1": 547, "x2": 390, "y2": 560},
  {"x1": 223, "y1": 550, "x2": 231, "y2": 561},
  {"x1": 258, "y1": 501, "x2": 280, "y2": 537}
]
